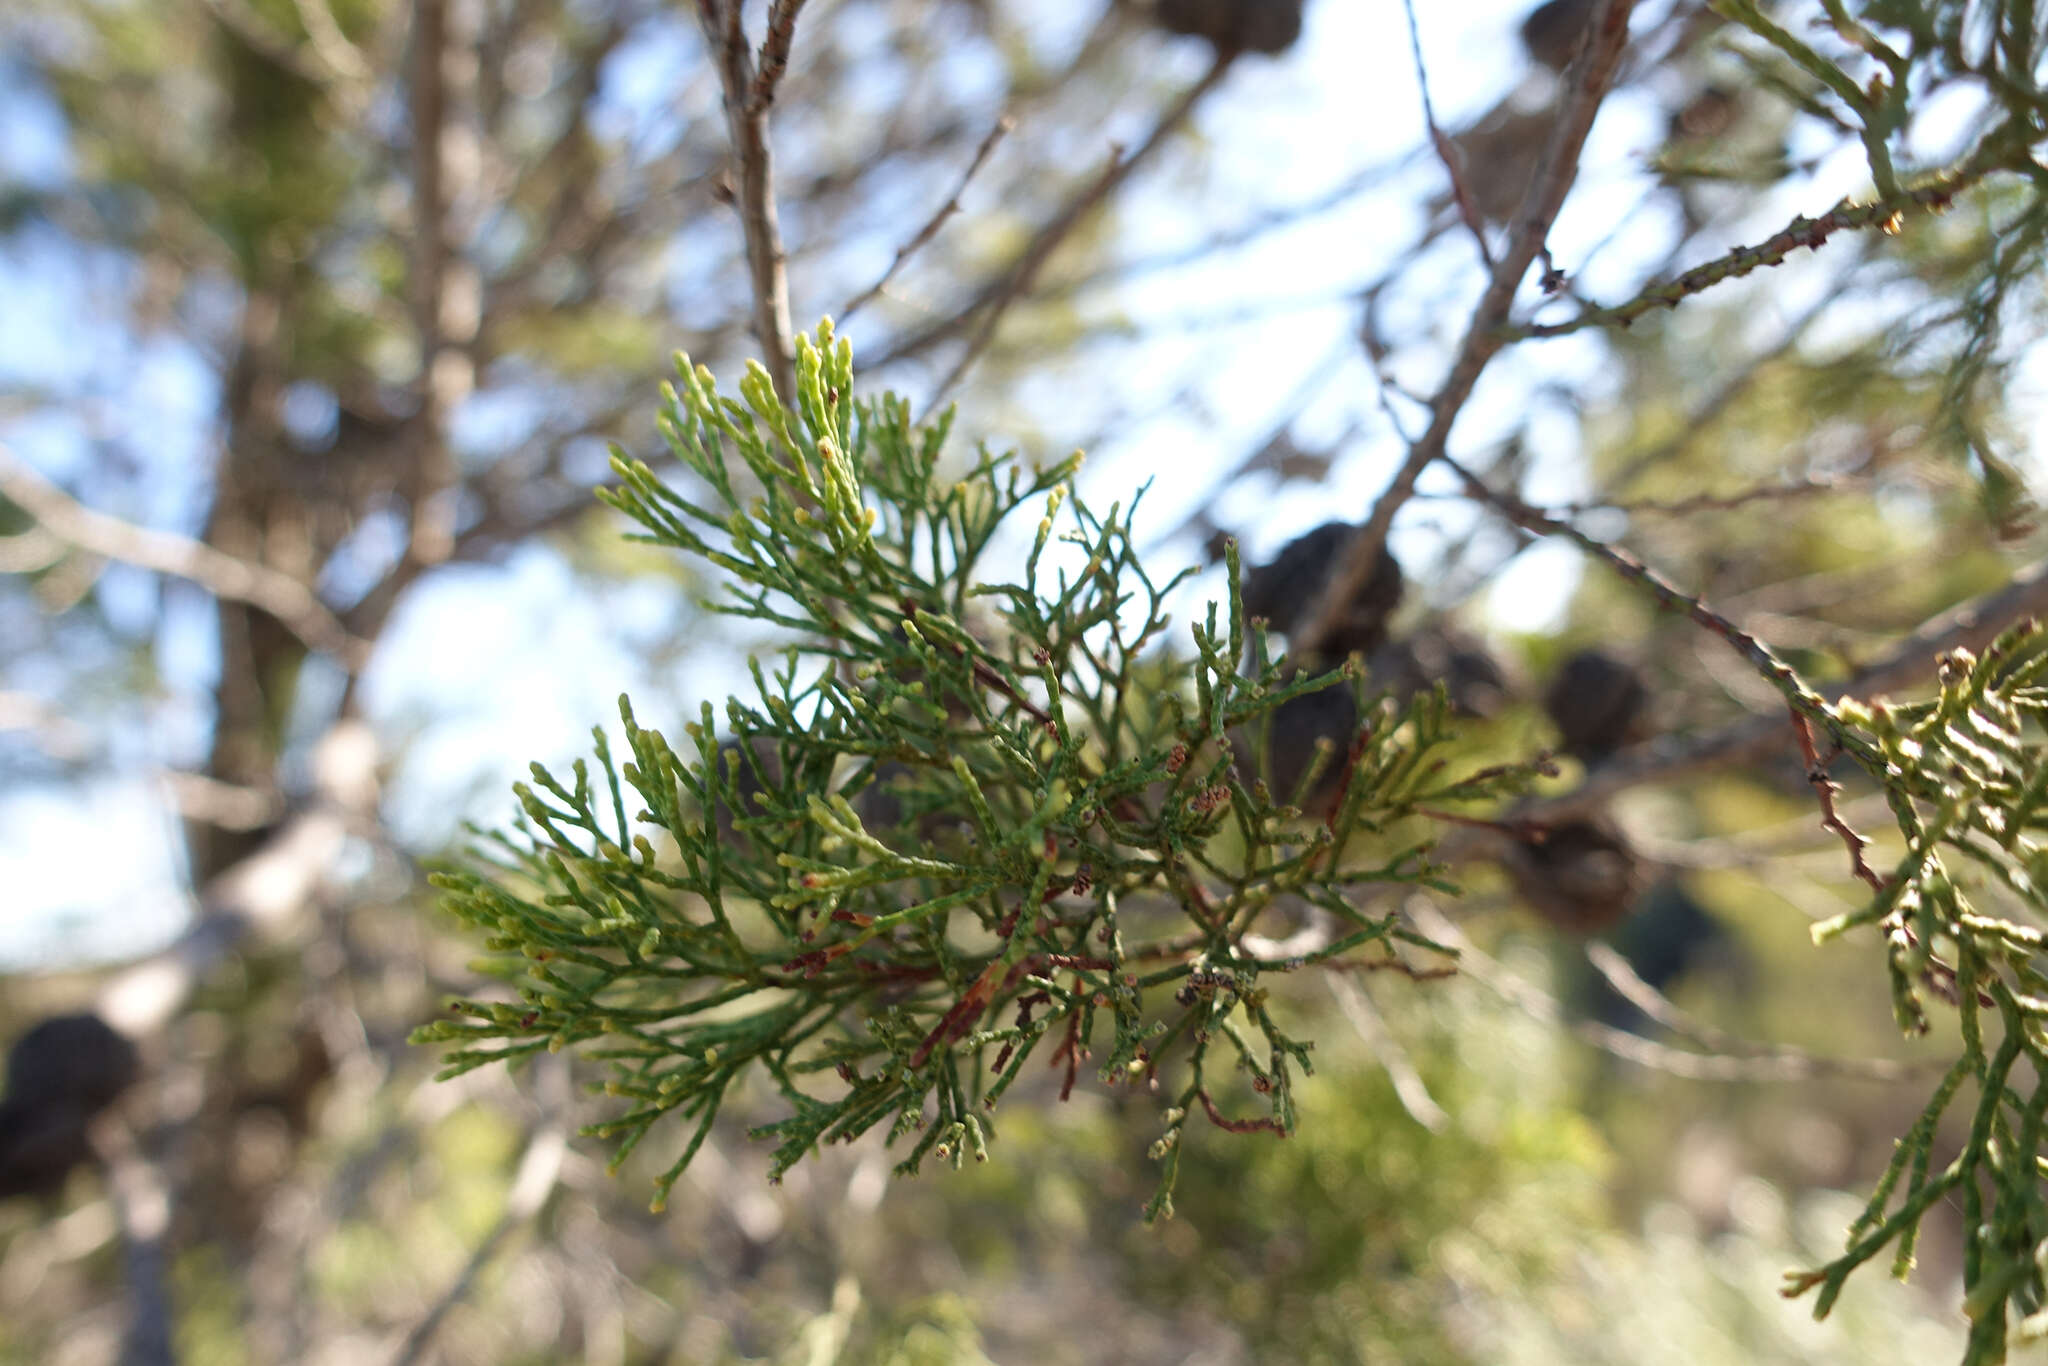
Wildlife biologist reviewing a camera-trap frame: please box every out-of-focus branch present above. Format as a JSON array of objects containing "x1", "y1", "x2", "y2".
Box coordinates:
[
  {"x1": 1399, "y1": 0, "x2": 1494, "y2": 269},
  {"x1": 1326, "y1": 974, "x2": 1448, "y2": 1131},
  {"x1": 0, "y1": 444, "x2": 370, "y2": 667},
  {"x1": 0, "y1": 690, "x2": 283, "y2": 829},
  {"x1": 1292, "y1": 0, "x2": 1637, "y2": 660},
  {"x1": 1439, "y1": 450, "x2": 1854, "y2": 743},
  {"x1": 874, "y1": 50, "x2": 1237, "y2": 381},
  {"x1": 920, "y1": 53, "x2": 1236, "y2": 414},
  {"x1": 1408, "y1": 901, "x2": 1933, "y2": 1083},
  {"x1": 401, "y1": 0, "x2": 466, "y2": 572},
  {"x1": 89, "y1": 1113, "x2": 177, "y2": 1366},
  {"x1": 750, "y1": 0, "x2": 808, "y2": 111},
  {"x1": 698, "y1": 0, "x2": 801, "y2": 400},
  {"x1": 388, "y1": 1064, "x2": 570, "y2": 1366},
  {"x1": 99, "y1": 719, "x2": 381, "y2": 1040},
  {"x1": 291, "y1": 0, "x2": 371, "y2": 84},
  {"x1": 841, "y1": 114, "x2": 1012, "y2": 324},
  {"x1": 1528, "y1": 556, "x2": 2048, "y2": 823}
]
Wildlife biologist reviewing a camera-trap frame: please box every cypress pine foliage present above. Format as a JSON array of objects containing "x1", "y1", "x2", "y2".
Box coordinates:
[
  {"x1": 411, "y1": 4, "x2": 2048, "y2": 1356},
  {"x1": 1786, "y1": 621, "x2": 2048, "y2": 1362},
  {"x1": 413, "y1": 322, "x2": 1546, "y2": 1219},
  {"x1": 412, "y1": 321, "x2": 2048, "y2": 1361}
]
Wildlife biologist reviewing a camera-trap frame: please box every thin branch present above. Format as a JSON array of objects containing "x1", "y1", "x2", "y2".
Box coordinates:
[
  {"x1": 159, "y1": 770, "x2": 285, "y2": 831},
  {"x1": 403, "y1": 0, "x2": 463, "y2": 571},
  {"x1": 840, "y1": 115, "x2": 1013, "y2": 324},
  {"x1": 388, "y1": 1102, "x2": 570, "y2": 1366},
  {"x1": 1790, "y1": 710, "x2": 1888, "y2": 893},
  {"x1": 919, "y1": 53, "x2": 1235, "y2": 416},
  {"x1": 98, "y1": 719, "x2": 382, "y2": 1039},
  {"x1": 0, "y1": 444, "x2": 370, "y2": 667},
  {"x1": 1505, "y1": 159, "x2": 2002, "y2": 341},
  {"x1": 1437, "y1": 449, "x2": 1856, "y2": 745},
  {"x1": 1326, "y1": 974, "x2": 1448, "y2": 1131},
  {"x1": 1040, "y1": 152, "x2": 1414, "y2": 305},
  {"x1": 1407, "y1": 901, "x2": 1933, "y2": 1083},
  {"x1": 290, "y1": 0, "x2": 372, "y2": 84},
  {"x1": 1526, "y1": 556, "x2": 2048, "y2": 823},
  {"x1": 1544, "y1": 468, "x2": 1869, "y2": 518},
  {"x1": 876, "y1": 50, "x2": 1237, "y2": 380},
  {"x1": 1291, "y1": 0, "x2": 1637, "y2": 660},
  {"x1": 89, "y1": 1114, "x2": 177, "y2": 1366},
  {"x1": 1407, "y1": 464, "x2": 1872, "y2": 521},
  {"x1": 749, "y1": 0, "x2": 809, "y2": 113},
  {"x1": 1399, "y1": 0, "x2": 1494, "y2": 269},
  {"x1": 1143, "y1": 339, "x2": 1359, "y2": 557},
  {"x1": 698, "y1": 0, "x2": 800, "y2": 400}
]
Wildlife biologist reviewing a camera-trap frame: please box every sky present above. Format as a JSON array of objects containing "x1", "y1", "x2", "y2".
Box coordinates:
[{"x1": 1, "y1": 0, "x2": 2039, "y2": 971}]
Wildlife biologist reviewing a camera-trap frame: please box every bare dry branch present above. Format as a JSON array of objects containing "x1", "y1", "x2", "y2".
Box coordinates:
[
  {"x1": 876, "y1": 50, "x2": 1237, "y2": 383},
  {"x1": 1407, "y1": 902, "x2": 1933, "y2": 1083},
  {"x1": 1399, "y1": 0, "x2": 1494, "y2": 269},
  {"x1": 1292, "y1": 0, "x2": 1638, "y2": 660},
  {"x1": 0, "y1": 444, "x2": 370, "y2": 667},
  {"x1": 919, "y1": 53, "x2": 1236, "y2": 415},
  {"x1": 841, "y1": 115, "x2": 1013, "y2": 324},
  {"x1": 389, "y1": 1078, "x2": 570, "y2": 1366},
  {"x1": 750, "y1": 0, "x2": 809, "y2": 113},
  {"x1": 1529, "y1": 555, "x2": 2048, "y2": 823},
  {"x1": 698, "y1": 0, "x2": 801, "y2": 400}
]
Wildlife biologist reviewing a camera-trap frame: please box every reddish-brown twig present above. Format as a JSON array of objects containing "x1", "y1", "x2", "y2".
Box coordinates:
[
  {"x1": 1790, "y1": 709, "x2": 1888, "y2": 894},
  {"x1": 1195, "y1": 1088, "x2": 1286, "y2": 1136}
]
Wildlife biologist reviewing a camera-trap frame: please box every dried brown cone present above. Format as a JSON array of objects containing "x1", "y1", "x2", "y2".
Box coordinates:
[
  {"x1": 1154, "y1": 0, "x2": 1306, "y2": 55},
  {"x1": 1242, "y1": 522, "x2": 1405, "y2": 663},
  {"x1": 1519, "y1": 0, "x2": 1591, "y2": 72},
  {"x1": 1542, "y1": 648, "x2": 1650, "y2": 763},
  {"x1": 1230, "y1": 677, "x2": 1358, "y2": 816},
  {"x1": 0, "y1": 1014, "x2": 140, "y2": 1201},
  {"x1": 1368, "y1": 630, "x2": 1514, "y2": 719},
  {"x1": 1500, "y1": 817, "x2": 1645, "y2": 934}
]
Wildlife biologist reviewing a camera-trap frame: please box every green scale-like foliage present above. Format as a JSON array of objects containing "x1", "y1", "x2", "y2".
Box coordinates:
[
  {"x1": 1789, "y1": 620, "x2": 2048, "y2": 1363},
  {"x1": 412, "y1": 322, "x2": 1544, "y2": 1217}
]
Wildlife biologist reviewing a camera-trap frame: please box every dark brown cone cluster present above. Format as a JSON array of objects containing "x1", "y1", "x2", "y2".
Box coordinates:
[
  {"x1": 1501, "y1": 817, "x2": 1645, "y2": 935},
  {"x1": 1542, "y1": 647, "x2": 1649, "y2": 763},
  {"x1": 1154, "y1": 0, "x2": 1306, "y2": 55},
  {"x1": 1241, "y1": 522, "x2": 1405, "y2": 664},
  {"x1": 1234, "y1": 524, "x2": 1523, "y2": 816},
  {"x1": 1519, "y1": 0, "x2": 1591, "y2": 72},
  {"x1": 0, "y1": 1013, "x2": 140, "y2": 1201},
  {"x1": 1234, "y1": 681, "x2": 1358, "y2": 815}
]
